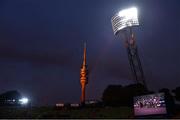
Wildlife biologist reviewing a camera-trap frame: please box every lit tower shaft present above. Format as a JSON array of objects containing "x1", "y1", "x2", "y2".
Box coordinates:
[{"x1": 80, "y1": 43, "x2": 88, "y2": 104}]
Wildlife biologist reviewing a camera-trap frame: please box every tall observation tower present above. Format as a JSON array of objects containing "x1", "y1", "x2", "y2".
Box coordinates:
[
  {"x1": 111, "y1": 7, "x2": 147, "y2": 88},
  {"x1": 80, "y1": 43, "x2": 88, "y2": 105}
]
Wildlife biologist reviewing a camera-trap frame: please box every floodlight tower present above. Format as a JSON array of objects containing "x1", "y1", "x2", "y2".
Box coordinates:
[
  {"x1": 111, "y1": 7, "x2": 147, "y2": 88},
  {"x1": 80, "y1": 43, "x2": 88, "y2": 105}
]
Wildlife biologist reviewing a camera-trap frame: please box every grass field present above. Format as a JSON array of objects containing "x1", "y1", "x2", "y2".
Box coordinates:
[
  {"x1": 0, "y1": 106, "x2": 133, "y2": 119},
  {"x1": 2, "y1": 106, "x2": 180, "y2": 118}
]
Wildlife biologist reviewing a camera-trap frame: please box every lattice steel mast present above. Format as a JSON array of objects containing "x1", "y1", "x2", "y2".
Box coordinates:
[{"x1": 111, "y1": 7, "x2": 147, "y2": 88}]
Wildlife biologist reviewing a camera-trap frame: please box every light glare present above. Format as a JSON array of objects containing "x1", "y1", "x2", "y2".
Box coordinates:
[
  {"x1": 111, "y1": 7, "x2": 139, "y2": 35},
  {"x1": 19, "y1": 97, "x2": 29, "y2": 104},
  {"x1": 118, "y1": 7, "x2": 138, "y2": 20}
]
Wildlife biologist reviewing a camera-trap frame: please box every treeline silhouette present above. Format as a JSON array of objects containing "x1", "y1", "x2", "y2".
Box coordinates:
[
  {"x1": 102, "y1": 84, "x2": 148, "y2": 106},
  {"x1": 1, "y1": 84, "x2": 180, "y2": 108},
  {"x1": 0, "y1": 90, "x2": 22, "y2": 106},
  {"x1": 102, "y1": 83, "x2": 180, "y2": 108}
]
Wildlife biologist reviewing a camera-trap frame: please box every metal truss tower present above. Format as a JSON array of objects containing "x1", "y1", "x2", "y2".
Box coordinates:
[{"x1": 111, "y1": 7, "x2": 147, "y2": 88}]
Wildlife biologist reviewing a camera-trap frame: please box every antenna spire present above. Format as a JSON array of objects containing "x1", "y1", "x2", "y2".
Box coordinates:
[{"x1": 83, "y1": 42, "x2": 86, "y2": 66}]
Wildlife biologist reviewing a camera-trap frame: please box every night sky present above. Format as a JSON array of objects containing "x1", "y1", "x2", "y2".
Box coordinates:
[{"x1": 0, "y1": 0, "x2": 179, "y2": 106}]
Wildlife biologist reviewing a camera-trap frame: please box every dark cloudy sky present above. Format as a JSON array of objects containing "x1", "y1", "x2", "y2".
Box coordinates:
[{"x1": 0, "y1": 0, "x2": 179, "y2": 105}]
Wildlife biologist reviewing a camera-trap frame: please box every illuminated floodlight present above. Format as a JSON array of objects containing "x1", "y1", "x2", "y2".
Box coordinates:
[
  {"x1": 19, "y1": 97, "x2": 29, "y2": 105},
  {"x1": 111, "y1": 7, "x2": 139, "y2": 35}
]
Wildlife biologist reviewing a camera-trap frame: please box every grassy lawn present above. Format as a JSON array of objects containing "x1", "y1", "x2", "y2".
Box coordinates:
[{"x1": 0, "y1": 106, "x2": 133, "y2": 118}]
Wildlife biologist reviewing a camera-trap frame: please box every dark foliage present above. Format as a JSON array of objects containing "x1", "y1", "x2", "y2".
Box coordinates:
[
  {"x1": 0, "y1": 90, "x2": 22, "y2": 106},
  {"x1": 172, "y1": 87, "x2": 180, "y2": 101},
  {"x1": 159, "y1": 88, "x2": 175, "y2": 115},
  {"x1": 102, "y1": 84, "x2": 148, "y2": 106}
]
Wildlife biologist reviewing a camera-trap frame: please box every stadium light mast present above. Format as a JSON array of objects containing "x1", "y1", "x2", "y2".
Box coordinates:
[{"x1": 111, "y1": 7, "x2": 147, "y2": 88}]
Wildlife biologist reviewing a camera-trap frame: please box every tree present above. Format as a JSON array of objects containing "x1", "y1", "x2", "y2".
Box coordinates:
[
  {"x1": 0, "y1": 90, "x2": 22, "y2": 106},
  {"x1": 159, "y1": 88, "x2": 175, "y2": 115},
  {"x1": 172, "y1": 87, "x2": 180, "y2": 101},
  {"x1": 102, "y1": 84, "x2": 148, "y2": 106},
  {"x1": 102, "y1": 85, "x2": 123, "y2": 106}
]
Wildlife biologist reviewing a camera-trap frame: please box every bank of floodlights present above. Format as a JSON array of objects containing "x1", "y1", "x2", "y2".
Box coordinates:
[{"x1": 111, "y1": 7, "x2": 139, "y2": 35}]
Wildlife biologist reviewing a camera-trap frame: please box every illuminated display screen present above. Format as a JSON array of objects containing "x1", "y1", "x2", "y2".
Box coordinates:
[
  {"x1": 111, "y1": 7, "x2": 139, "y2": 35},
  {"x1": 133, "y1": 93, "x2": 167, "y2": 116}
]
